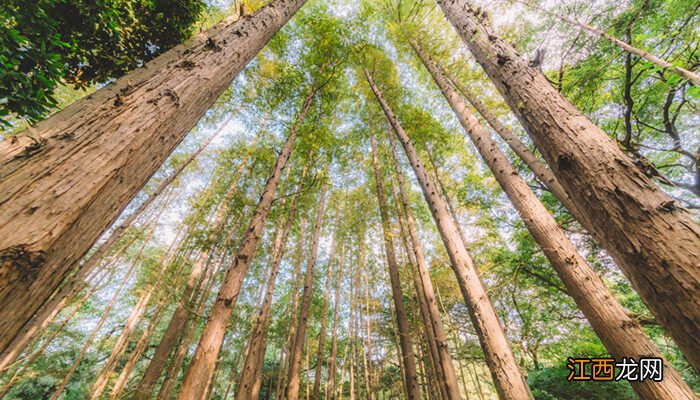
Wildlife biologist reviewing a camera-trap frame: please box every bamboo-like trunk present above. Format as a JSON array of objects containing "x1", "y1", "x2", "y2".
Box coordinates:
[
  {"x1": 366, "y1": 69, "x2": 531, "y2": 399},
  {"x1": 0, "y1": 0, "x2": 309, "y2": 354},
  {"x1": 412, "y1": 36, "x2": 697, "y2": 399},
  {"x1": 370, "y1": 136, "x2": 422, "y2": 399},
  {"x1": 286, "y1": 178, "x2": 330, "y2": 400},
  {"x1": 437, "y1": 0, "x2": 700, "y2": 371}
]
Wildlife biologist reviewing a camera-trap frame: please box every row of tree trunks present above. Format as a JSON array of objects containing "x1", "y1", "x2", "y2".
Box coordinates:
[
  {"x1": 386, "y1": 133, "x2": 461, "y2": 400},
  {"x1": 234, "y1": 164, "x2": 307, "y2": 400},
  {"x1": 366, "y1": 69, "x2": 532, "y2": 399},
  {"x1": 313, "y1": 220, "x2": 340, "y2": 400},
  {"x1": 132, "y1": 130, "x2": 262, "y2": 399},
  {"x1": 286, "y1": 177, "x2": 330, "y2": 400},
  {"x1": 371, "y1": 136, "x2": 422, "y2": 399},
  {"x1": 411, "y1": 37, "x2": 697, "y2": 399},
  {"x1": 176, "y1": 92, "x2": 310, "y2": 398},
  {"x1": 0, "y1": 0, "x2": 309, "y2": 355},
  {"x1": 436, "y1": 0, "x2": 700, "y2": 371}
]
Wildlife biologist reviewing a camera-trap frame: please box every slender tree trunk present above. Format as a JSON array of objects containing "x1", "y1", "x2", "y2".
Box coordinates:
[
  {"x1": 313, "y1": 222, "x2": 340, "y2": 400},
  {"x1": 133, "y1": 138, "x2": 260, "y2": 400},
  {"x1": 362, "y1": 273, "x2": 374, "y2": 399},
  {"x1": 386, "y1": 133, "x2": 463, "y2": 400},
  {"x1": 437, "y1": 0, "x2": 700, "y2": 371},
  {"x1": 518, "y1": 0, "x2": 700, "y2": 85},
  {"x1": 286, "y1": 178, "x2": 329, "y2": 400},
  {"x1": 370, "y1": 136, "x2": 421, "y2": 399},
  {"x1": 326, "y1": 249, "x2": 344, "y2": 400},
  {"x1": 366, "y1": 69, "x2": 531, "y2": 399},
  {"x1": 0, "y1": 0, "x2": 309, "y2": 355},
  {"x1": 412, "y1": 37, "x2": 697, "y2": 399},
  {"x1": 235, "y1": 166, "x2": 306, "y2": 400},
  {"x1": 177, "y1": 97, "x2": 308, "y2": 398}
]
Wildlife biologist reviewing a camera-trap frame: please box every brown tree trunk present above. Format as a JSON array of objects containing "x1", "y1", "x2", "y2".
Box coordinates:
[
  {"x1": 412, "y1": 36, "x2": 697, "y2": 399},
  {"x1": 366, "y1": 69, "x2": 531, "y2": 399},
  {"x1": 0, "y1": 0, "x2": 309, "y2": 355},
  {"x1": 313, "y1": 222, "x2": 340, "y2": 400},
  {"x1": 235, "y1": 166, "x2": 306, "y2": 400},
  {"x1": 176, "y1": 97, "x2": 309, "y2": 399},
  {"x1": 370, "y1": 136, "x2": 422, "y2": 400},
  {"x1": 388, "y1": 135, "x2": 459, "y2": 400},
  {"x1": 437, "y1": 0, "x2": 700, "y2": 372},
  {"x1": 132, "y1": 131, "x2": 261, "y2": 400},
  {"x1": 326, "y1": 249, "x2": 345, "y2": 400},
  {"x1": 286, "y1": 178, "x2": 329, "y2": 400}
]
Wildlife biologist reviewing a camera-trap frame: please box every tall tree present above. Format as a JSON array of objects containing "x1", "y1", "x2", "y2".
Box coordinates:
[
  {"x1": 0, "y1": 0, "x2": 308, "y2": 354},
  {"x1": 411, "y1": 36, "x2": 696, "y2": 399},
  {"x1": 286, "y1": 177, "x2": 330, "y2": 400},
  {"x1": 370, "y1": 136, "x2": 422, "y2": 400},
  {"x1": 436, "y1": 0, "x2": 700, "y2": 372},
  {"x1": 366, "y1": 69, "x2": 532, "y2": 399}
]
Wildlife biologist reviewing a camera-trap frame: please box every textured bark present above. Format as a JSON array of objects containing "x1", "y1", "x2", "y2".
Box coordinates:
[
  {"x1": 313, "y1": 224, "x2": 339, "y2": 400},
  {"x1": 371, "y1": 136, "x2": 421, "y2": 400},
  {"x1": 177, "y1": 105, "x2": 306, "y2": 399},
  {"x1": 132, "y1": 135, "x2": 259, "y2": 400},
  {"x1": 366, "y1": 69, "x2": 531, "y2": 399},
  {"x1": 437, "y1": 0, "x2": 700, "y2": 371},
  {"x1": 413, "y1": 37, "x2": 697, "y2": 399},
  {"x1": 0, "y1": 0, "x2": 308, "y2": 354},
  {"x1": 389, "y1": 143, "x2": 458, "y2": 400},
  {"x1": 524, "y1": 2, "x2": 700, "y2": 86},
  {"x1": 235, "y1": 167, "x2": 305, "y2": 400},
  {"x1": 286, "y1": 179, "x2": 329, "y2": 400}
]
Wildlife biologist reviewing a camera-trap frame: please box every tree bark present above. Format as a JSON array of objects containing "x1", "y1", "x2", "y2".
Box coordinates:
[
  {"x1": 366, "y1": 69, "x2": 531, "y2": 399},
  {"x1": 370, "y1": 136, "x2": 422, "y2": 400},
  {"x1": 286, "y1": 178, "x2": 329, "y2": 400},
  {"x1": 0, "y1": 0, "x2": 308, "y2": 355},
  {"x1": 437, "y1": 0, "x2": 700, "y2": 372},
  {"x1": 326, "y1": 248, "x2": 345, "y2": 400},
  {"x1": 388, "y1": 134, "x2": 460, "y2": 400},
  {"x1": 176, "y1": 100, "x2": 307, "y2": 399},
  {"x1": 235, "y1": 166, "x2": 306, "y2": 400},
  {"x1": 412, "y1": 36, "x2": 697, "y2": 399}
]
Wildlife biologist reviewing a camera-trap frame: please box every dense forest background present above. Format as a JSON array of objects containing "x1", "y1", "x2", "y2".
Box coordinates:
[{"x1": 0, "y1": 0, "x2": 698, "y2": 399}]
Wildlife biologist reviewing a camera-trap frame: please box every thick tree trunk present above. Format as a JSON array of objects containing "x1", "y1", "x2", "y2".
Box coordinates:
[
  {"x1": 176, "y1": 102, "x2": 307, "y2": 399},
  {"x1": 133, "y1": 132, "x2": 260, "y2": 400},
  {"x1": 387, "y1": 135, "x2": 460, "y2": 400},
  {"x1": 366, "y1": 69, "x2": 531, "y2": 399},
  {"x1": 313, "y1": 223, "x2": 339, "y2": 400},
  {"x1": 235, "y1": 167, "x2": 306, "y2": 400},
  {"x1": 412, "y1": 37, "x2": 697, "y2": 399},
  {"x1": 371, "y1": 136, "x2": 422, "y2": 400},
  {"x1": 437, "y1": 0, "x2": 700, "y2": 371},
  {"x1": 0, "y1": 0, "x2": 308, "y2": 354},
  {"x1": 286, "y1": 179, "x2": 329, "y2": 400}
]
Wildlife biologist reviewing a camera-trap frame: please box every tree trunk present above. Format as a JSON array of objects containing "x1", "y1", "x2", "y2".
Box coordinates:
[
  {"x1": 437, "y1": 0, "x2": 700, "y2": 372},
  {"x1": 176, "y1": 97, "x2": 308, "y2": 399},
  {"x1": 235, "y1": 166, "x2": 306, "y2": 400},
  {"x1": 411, "y1": 36, "x2": 697, "y2": 399},
  {"x1": 366, "y1": 69, "x2": 531, "y2": 399},
  {"x1": 0, "y1": 0, "x2": 308, "y2": 355},
  {"x1": 286, "y1": 178, "x2": 329, "y2": 400},
  {"x1": 313, "y1": 222, "x2": 340, "y2": 400},
  {"x1": 370, "y1": 136, "x2": 421, "y2": 400},
  {"x1": 387, "y1": 134, "x2": 460, "y2": 400},
  {"x1": 326, "y1": 249, "x2": 345, "y2": 400}
]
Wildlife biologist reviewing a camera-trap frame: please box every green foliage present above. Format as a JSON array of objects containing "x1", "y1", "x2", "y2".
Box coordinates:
[
  {"x1": 528, "y1": 365, "x2": 636, "y2": 400},
  {"x1": 0, "y1": 0, "x2": 204, "y2": 126}
]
